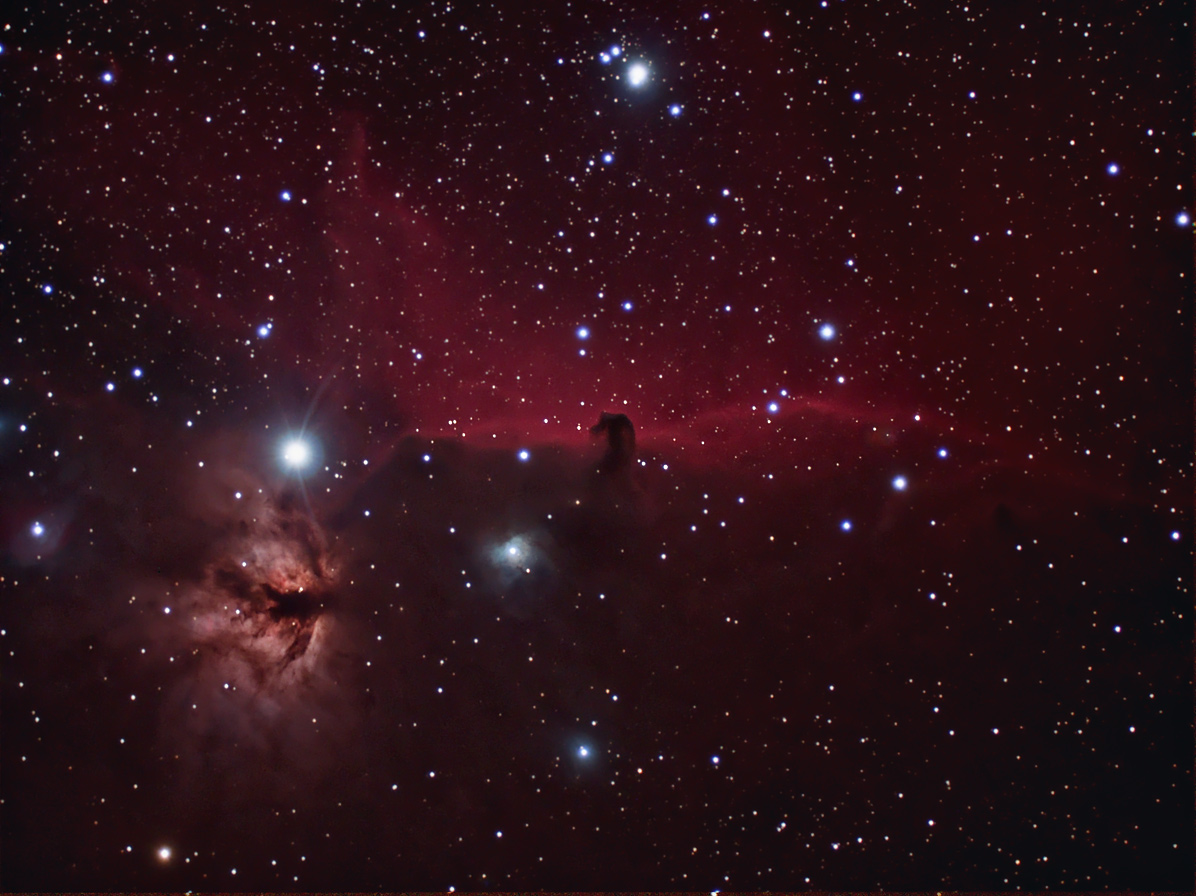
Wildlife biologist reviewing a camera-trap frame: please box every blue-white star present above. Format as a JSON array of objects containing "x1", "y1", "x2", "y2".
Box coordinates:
[
  {"x1": 626, "y1": 62, "x2": 649, "y2": 87},
  {"x1": 281, "y1": 437, "x2": 313, "y2": 470}
]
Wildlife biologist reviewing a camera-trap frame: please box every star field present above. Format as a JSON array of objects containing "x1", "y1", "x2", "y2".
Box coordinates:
[{"x1": 0, "y1": 1, "x2": 1192, "y2": 891}]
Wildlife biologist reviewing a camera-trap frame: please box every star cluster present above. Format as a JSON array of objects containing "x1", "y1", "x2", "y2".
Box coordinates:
[{"x1": 0, "y1": 1, "x2": 1191, "y2": 891}]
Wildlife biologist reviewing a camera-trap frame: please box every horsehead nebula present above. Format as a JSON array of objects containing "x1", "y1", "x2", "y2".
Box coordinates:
[{"x1": 0, "y1": 1, "x2": 1188, "y2": 890}]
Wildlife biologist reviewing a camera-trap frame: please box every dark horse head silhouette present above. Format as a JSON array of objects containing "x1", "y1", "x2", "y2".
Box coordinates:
[{"x1": 591, "y1": 412, "x2": 635, "y2": 473}]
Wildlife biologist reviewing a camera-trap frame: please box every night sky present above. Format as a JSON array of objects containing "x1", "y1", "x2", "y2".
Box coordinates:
[{"x1": 1, "y1": 0, "x2": 1192, "y2": 890}]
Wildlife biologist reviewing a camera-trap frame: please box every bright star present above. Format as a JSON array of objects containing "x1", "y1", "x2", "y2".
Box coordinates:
[
  {"x1": 609, "y1": 46, "x2": 621, "y2": 57},
  {"x1": 840, "y1": 520, "x2": 852, "y2": 531},
  {"x1": 157, "y1": 846, "x2": 172, "y2": 861},
  {"x1": 1178, "y1": 212, "x2": 1190, "y2": 227},
  {"x1": 280, "y1": 190, "x2": 292, "y2": 201},
  {"x1": 711, "y1": 755, "x2": 720, "y2": 765},
  {"x1": 602, "y1": 153, "x2": 613, "y2": 164},
  {"x1": 281, "y1": 438, "x2": 312, "y2": 469},
  {"x1": 622, "y1": 301, "x2": 633, "y2": 311},
  {"x1": 257, "y1": 323, "x2": 272, "y2": 338},
  {"x1": 101, "y1": 71, "x2": 114, "y2": 83},
  {"x1": 893, "y1": 476, "x2": 908, "y2": 491},
  {"x1": 31, "y1": 522, "x2": 45, "y2": 537},
  {"x1": 707, "y1": 214, "x2": 718, "y2": 225},
  {"x1": 105, "y1": 382, "x2": 115, "y2": 392},
  {"x1": 852, "y1": 91, "x2": 862, "y2": 101},
  {"x1": 626, "y1": 62, "x2": 649, "y2": 86},
  {"x1": 578, "y1": 745, "x2": 590, "y2": 758},
  {"x1": 42, "y1": 284, "x2": 53, "y2": 294},
  {"x1": 937, "y1": 447, "x2": 948, "y2": 458},
  {"x1": 132, "y1": 367, "x2": 143, "y2": 378},
  {"x1": 1172, "y1": 531, "x2": 1182, "y2": 541},
  {"x1": 669, "y1": 104, "x2": 682, "y2": 117},
  {"x1": 518, "y1": 449, "x2": 530, "y2": 462},
  {"x1": 577, "y1": 326, "x2": 590, "y2": 339},
  {"x1": 767, "y1": 402, "x2": 779, "y2": 414},
  {"x1": 819, "y1": 323, "x2": 835, "y2": 340},
  {"x1": 1107, "y1": 162, "x2": 1119, "y2": 175}
]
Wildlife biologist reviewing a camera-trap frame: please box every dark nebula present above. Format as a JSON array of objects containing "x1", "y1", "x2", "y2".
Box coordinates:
[
  {"x1": 591, "y1": 411, "x2": 637, "y2": 474},
  {"x1": 0, "y1": 1, "x2": 1191, "y2": 891}
]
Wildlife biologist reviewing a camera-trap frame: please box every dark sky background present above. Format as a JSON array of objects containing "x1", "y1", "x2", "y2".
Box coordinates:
[{"x1": 0, "y1": 0, "x2": 1192, "y2": 890}]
